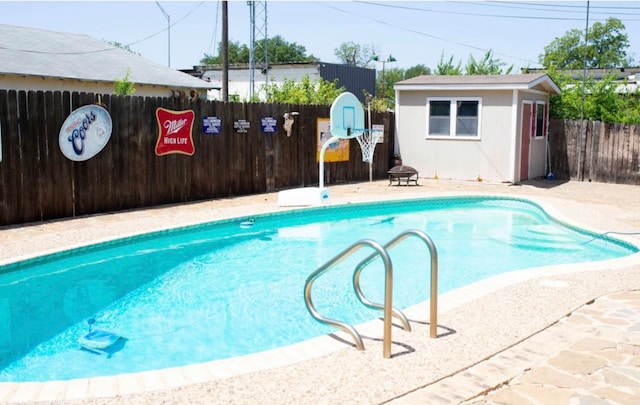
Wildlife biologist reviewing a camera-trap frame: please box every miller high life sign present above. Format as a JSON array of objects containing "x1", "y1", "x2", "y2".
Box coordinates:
[{"x1": 155, "y1": 108, "x2": 195, "y2": 156}]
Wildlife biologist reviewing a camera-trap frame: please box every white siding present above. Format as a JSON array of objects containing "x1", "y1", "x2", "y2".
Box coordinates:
[
  {"x1": 201, "y1": 65, "x2": 320, "y2": 101},
  {"x1": 0, "y1": 74, "x2": 196, "y2": 98}
]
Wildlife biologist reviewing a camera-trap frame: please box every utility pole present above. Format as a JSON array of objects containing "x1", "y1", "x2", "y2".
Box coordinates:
[
  {"x1": 155, "y1": 1, "x2": 170, "y2": 67},
  {"x1": 371, "y1": 54, "x2": 396, "y2": 107},
  {"x1": 247, "y1": 1, "x2": 268, "y2": 100},
  {"x1": 256, "y1": 2, "x2": 268, "y2": 89},
  {"x1": 222, "y1": 1, "x2": 228, "y2": 102},
  {"x1": 577, "y1": 0, "x2": 590, "y2": 180},
  {"x1": 247, "y1": 1, "x2": 255, "y2": 100}
]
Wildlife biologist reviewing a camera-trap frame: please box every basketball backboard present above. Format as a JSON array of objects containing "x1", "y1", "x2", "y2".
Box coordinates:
[{"x1": 330, "y1": 92, "x2": 364, "y2": 139}]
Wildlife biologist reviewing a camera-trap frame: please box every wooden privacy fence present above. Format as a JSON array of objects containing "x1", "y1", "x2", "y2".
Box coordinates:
[
  {"x1": 0, "y1": 90, "x2": 395, "y2": 226},
  {"x1": 548, "y1": 119, "x2": 640, "y2": 184}
]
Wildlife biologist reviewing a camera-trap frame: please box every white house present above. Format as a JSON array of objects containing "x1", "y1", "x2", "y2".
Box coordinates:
[
  {"x1": 393, "y1": 73, "x2": 561, "y2": 183},
  {"x1": 185, "y1": 62, "x2": 375, "y2": 103},
  {"x1": 524, "y1": 66, "x2": 640, "y2": 93},
  {"x1": 0, "y1": 24, "x2": 216, "y2": 98}
]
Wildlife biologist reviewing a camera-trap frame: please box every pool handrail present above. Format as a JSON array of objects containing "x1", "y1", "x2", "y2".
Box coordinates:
[
  {"x1": 354, "y1": 229, "x2": 439, "y2": 339},
  {"x1": 304, "y1": 238, "x2": 395, "y2": 358},
  {"x1": 353, "y1": 261, "x2": 412, "y2": 333}
]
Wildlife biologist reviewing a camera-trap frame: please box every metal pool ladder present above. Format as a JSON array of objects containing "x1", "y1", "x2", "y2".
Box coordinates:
[{"x1": 303, "y1": 229, "x2": 438, "y2": 358}]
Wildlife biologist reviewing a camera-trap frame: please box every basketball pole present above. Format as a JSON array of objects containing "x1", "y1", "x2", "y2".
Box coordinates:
[
  {"x1": 367, "y1": 98, "x2": 373, "y2": 182},
  {"x1": 319, "y1": 135, "x2": 339, "y2": 190}
]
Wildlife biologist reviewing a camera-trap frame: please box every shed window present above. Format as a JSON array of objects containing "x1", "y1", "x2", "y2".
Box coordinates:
[
  {"x1": 427, "y1": 98, "x2": 481, "y2": 138},
  {"x1": 534, "y1": 101, "x2": 547, "y2": 138},
  {"x1": 428, "y1": 101, "x2": 450, "y2": 135}
]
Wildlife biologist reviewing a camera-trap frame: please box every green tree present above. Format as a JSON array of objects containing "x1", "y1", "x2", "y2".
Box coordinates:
[
  {"x1": 367, "y1": 96, "x2": 388, "y2": 113},
  {"x1": 258, "y1": 35, "x2": 317, "y2": 63},
  {"x1": 375, "y1": 67, "x2": 404, "y2": 108},
  {"x1": 404, "y1": 64, "x2": 431, "y2": 78},
  {"x1": 200, "y1": 35, "x2": 316, "y2": 65},
  {"x1": 434, "y1": 53, "x2": 462, "y2": 75},
  {"x1": 113, "y1": 68, "x2": 135, "y2": 96},
  {"x1": 371, "y1": 65, "x2": 431, "y2": 111},
  {"x1": 434, "y1": 51, "x2": 511, "y2": 75},
  {"x1": 201, "y1": 40, "x2": 249, "y2": 65},
  {"x1": 334, "y1": 42, "x2": 379, "y2": 66},
  {"x1": 547, "y1": 65, "x2": 640, "y2": 124},
  {"x1": 540, "y1": 18, "x2": 632, "y2": 69},
  {"x1": 261, "y1": 75, "x2": 345, "y2": 105},
  {"x1": 465, "y1": 50, "x2": 513, "y2": 75}
]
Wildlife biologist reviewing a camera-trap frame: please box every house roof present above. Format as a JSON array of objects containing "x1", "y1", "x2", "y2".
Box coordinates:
[
  {"x1": 523, "y1": 67, "x2": 640, "y2": 82},
  {"x1": 0, "y1": 24, "x2": 216, "y2": 90},
  {"x1": 188, "y1": 61, "x2": 323, "y2": 72},
  {"x1": 394, "y1": 73, "x2": 561, "y2": 95}
]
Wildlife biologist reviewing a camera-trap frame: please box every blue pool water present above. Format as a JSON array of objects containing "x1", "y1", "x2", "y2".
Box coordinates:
[{"x1": 0, "y1": 196, "x2": 636, "y2": 382}]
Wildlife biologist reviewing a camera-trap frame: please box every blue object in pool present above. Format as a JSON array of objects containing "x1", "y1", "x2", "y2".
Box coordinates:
[
  {"x1": 79, "y1": 330, "x2": 120, "y2": 350},
  {"x1": 240, "y1": 218, "x2": 255, "y2": 228},
  {"x1": 78, "y1": 318, "x2": 121, "y2": 351}
]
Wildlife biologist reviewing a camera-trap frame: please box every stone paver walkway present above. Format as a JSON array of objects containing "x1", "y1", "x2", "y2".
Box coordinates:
[{"x1": 389, "y1": 290, "x2": 640, "y2": 405}]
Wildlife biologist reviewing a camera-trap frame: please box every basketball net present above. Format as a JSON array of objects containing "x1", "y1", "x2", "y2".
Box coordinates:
[{"x1": 355, "y1": 129, "x2": 383, "y2": 164}]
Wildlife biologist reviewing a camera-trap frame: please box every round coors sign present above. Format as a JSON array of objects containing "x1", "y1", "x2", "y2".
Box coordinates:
[{"x1": 59, "y1": 104, "x2": 112, "y2": 161}]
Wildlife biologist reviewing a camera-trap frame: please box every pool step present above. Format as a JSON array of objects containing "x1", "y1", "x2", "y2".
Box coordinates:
[{"x1": 488, "y1": 225, "x2": 581, "y2": 251}]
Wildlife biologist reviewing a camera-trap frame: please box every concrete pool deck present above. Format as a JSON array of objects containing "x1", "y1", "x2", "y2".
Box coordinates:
[{"x1": 1, "y1": 178, "x2": 639, "y2": 404}]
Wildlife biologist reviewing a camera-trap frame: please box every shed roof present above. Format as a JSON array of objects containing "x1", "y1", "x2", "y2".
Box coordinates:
[
  {"x1": 0, "y1": 24, "x2": 216, "y2": 90},
  {"x1": 394, "y1": 73, "x2": 560, "y2": 95}
]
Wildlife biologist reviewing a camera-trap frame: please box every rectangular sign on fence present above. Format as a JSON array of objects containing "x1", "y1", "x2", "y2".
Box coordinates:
[
  {"x1": 203, "y1": 116, "x2": 221, "y2": 134},
  {"x1": 234, "y1": 119, "x2": 250, "y2": 133},
  {"x1": 261, "y1": 116, "x2": 277, "y2": 134},
  {"x1": 316, "y1": 118, "x2": 349, "y2": 162}
]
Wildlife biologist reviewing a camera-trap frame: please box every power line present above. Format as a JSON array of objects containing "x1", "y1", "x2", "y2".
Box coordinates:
[
  {"x1": 476, "y1": 1, "x2": 640, "y2": 17},
  {"x1": 323, "y1": 3, "x2": 538, "y2": 65},
  {"x1": 207, "y1": 0, "x2": 221, "y2": 56},
  {"x1": 356, "y1": 1, "x2": 640, "y2": 21},
  {"x1": 126, "y1": 1, "x2": 206, "y2": 48},
  {"x1": 487, "y1": 1, "x2": 640, "y2": 11},
  {"x1": 1, "y1": 2, "x2": 207, "y2": 57},
  {"x1": 327, "y1": 1, "x2": 640, "y2": 68}
]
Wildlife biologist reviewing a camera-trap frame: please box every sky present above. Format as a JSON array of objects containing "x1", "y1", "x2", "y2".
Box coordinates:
[{"x1": 1, "y1": 1, "x2": 639, "y2": 73}]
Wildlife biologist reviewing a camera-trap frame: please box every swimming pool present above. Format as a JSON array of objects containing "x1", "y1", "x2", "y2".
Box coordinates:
[{"x1": 0, "y1": 196, "x2": 636, "y2": 382}]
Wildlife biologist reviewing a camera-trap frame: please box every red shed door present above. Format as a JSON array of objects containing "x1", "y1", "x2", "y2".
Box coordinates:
[{"x1": 520, "y1": 102, "x2": 533, "y2": 181}]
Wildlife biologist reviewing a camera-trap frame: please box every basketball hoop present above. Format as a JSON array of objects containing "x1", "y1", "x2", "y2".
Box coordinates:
[
  {"x1": 330, "y1": 92, "x2": 365, "y2": 139},
  {"x1": 278, "y1": 91, "x2": 365, "y2": 207},
  {"x1": 355, "y1": 129, "x2": 383, "y2": 164}
]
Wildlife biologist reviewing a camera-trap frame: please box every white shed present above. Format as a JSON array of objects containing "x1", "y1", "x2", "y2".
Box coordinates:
[{"x1": 393, "y1": 73, "x2": 561, "y2": 183}]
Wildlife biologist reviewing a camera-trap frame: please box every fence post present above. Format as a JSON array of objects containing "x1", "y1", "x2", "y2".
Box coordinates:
[
  {"x1": 587, "y1": 121, "x2": 600, "y2": 182},
  {"x1": 577, "y1": 119, "x2": 591, "y2": 181}
]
